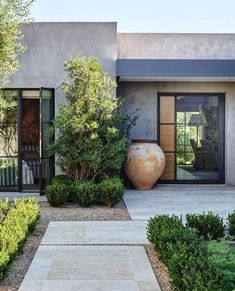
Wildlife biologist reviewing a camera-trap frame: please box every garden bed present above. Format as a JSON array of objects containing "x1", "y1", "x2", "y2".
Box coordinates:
[
  {"x1": 0, "y1": 198, "x2": 40, "y2": 286},
  {"x1": 147, "y1": 212, "x2": 235, "y2": 291},
  {"x1": 0, "y1": 200, "x2": 130, "y2": 290}
]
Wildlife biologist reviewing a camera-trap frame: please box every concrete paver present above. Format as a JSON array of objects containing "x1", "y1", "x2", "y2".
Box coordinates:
[{"x1": 124, "y1": 185, "x2": 235, "y2": 220}]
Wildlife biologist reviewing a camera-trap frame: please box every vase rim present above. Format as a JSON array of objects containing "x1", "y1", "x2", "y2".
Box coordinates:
[{"x1": 131, "y1": 139, "x2": 157, "y2": 144}]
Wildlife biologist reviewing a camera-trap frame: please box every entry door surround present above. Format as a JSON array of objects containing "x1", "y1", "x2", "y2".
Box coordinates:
[{"x1": 158, "y1": 93, "x2": 225, "y2": 184}]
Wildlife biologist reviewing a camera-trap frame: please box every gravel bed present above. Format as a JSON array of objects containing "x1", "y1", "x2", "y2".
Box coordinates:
[
  {"x1": 145, "y1": 244, "x2": 172, "y2": 291},
  {"x1": 0, "y1": 201, "x2": 130, "y2": 291}
]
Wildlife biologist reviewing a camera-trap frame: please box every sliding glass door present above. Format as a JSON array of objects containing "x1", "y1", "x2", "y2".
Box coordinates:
[{"x1": 158, "y1": 94, "x2": 225, "y2": 183}]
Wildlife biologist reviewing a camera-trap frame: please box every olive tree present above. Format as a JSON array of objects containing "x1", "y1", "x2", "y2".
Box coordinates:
[
  {"x1": 50, "y1": 53, "x2": 137, "y2": 181},
  {"x1": 0, "y1": 0, "x2": 33, "y2": 87}
]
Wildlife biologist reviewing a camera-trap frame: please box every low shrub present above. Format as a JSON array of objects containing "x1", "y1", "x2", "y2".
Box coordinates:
[
  {"x1": 97, "y1": 177, "x2": 125, "y2": 207},
  {"x1": 147, "y1": 214, "x2": 227, "y2": 291},
  {"x1": 52, "y1": 175, "x2": 74, "y2": 202},
  {"x1": 208, "y1": 240, "x2": 235, "y2": 291},
  {"x1": 0, "y1": 198, "x2": 40, "y2": 280},
  {"x1": 73, "y1": 180, "x2": 97, "y2": 207},
  {"x1": 227, "y1": 211, "x2": 235, "y2": 237},
  {"x1": 45, "y1": 182, "x2": 68, "y2": 207},
  {"x1": 186, "y1": 211, "x2": 225, "y2": 240},
  {"x1": 147, "y1": 214, "x2": 184, "y2": 263}
]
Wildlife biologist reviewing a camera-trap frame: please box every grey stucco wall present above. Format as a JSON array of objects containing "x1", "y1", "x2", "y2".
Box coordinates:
[
  {"x1": 7, "y1": 22, "x2": 117, "y2": 108},
  {"x1": 118, "y1": 82, "x2": 235, "y2": 185},
  {"x1": 118, "y1": 33, "x2": 235, "y2": 59}
]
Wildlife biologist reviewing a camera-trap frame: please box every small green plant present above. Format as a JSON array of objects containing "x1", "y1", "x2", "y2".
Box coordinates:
[
  {"x1": 0, "y1": 198, "x2": 40, "y2": 280},
  {"x1": 186, "y1": 211, "x2": 225, "y2": 240},
  {"x1": 73, "y1": 180, "x2": 97, "y2": 207},
  {"x1": 97, "y1": 177, "x2": 125, "y2": 207},
  {"x1": 227, "y1": 211, "x2": 235, "y2": 238},
  {"x1": 51, "y1": 175, "x2": 74, "y2": 202},
  {"x1": 45, "y1": 182, "x2": 68, "y2": 207},
  {"x1": 208, "y1": 239, "x2": 235, "y2": 291}
]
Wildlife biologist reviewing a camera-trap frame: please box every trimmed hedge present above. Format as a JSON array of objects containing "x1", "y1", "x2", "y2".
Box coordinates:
[
  {"x1": 227, "y1": 211, "x2": 235, "y2": 237},
  {"x1": 186, "y1": 211, "x2": 225, "y2": 240},
  {"x1": 46, "y1": 176, "x2": 125, "y2": 207},
  {"x1": 73, "y1": 180, "x2": 97, "y2": 207},
  {"x1": 147, "y1": 214, "x2": 226, "y2": 291},
  {"x1": 0, "y1": 198, "x2": 40, "y2": 280},
  {"x1": 45, "y1": 182, "x2": 69, "y2": 207},
  {"x1": 97, "y1": 177, "x2": 125, "y2": 207}
]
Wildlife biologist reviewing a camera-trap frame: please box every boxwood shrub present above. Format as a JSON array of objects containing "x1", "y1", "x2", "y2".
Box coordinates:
[
  {"x1": 186, "y1": 212, "x2": 225, "y2": 240},
  {"x1": 73, "y1": 180, "x2": 97, "y2": 207},
  {"x1": 147, "y1": 214, "x2": 227, "y2": 291},
  {"x1": 97, "y1": 177, "x2": 125, "y2": 207},
  {"x1": 45, "y1": 182, "x2": 68, "y2": 207},
  {"x1": 227, "y1": 211, "x2": 235, "y2": 237},
  {"x1": 46, "y1": 176, "x2": 125, "y2": 207},
  {"x1": 0, "y1": 198, "x2": 40, "y2": 280}
]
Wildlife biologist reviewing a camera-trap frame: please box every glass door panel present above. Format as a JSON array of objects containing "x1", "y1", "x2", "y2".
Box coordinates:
[
  {"x1": 40, "y1": 88, "x2": 54, "y2": 193},
  {"x1": 176, "y1": 96, "x2": 220, "y2": 181},
  {"x1": 0, "y1": 90, "x2": 18, "y2": 190},
  {"x1": 21, "y1": 90, "x2": 40, "y2": 191},
  {"x1": 159, "y1": 96, "x2": 176, "y2": 180}
]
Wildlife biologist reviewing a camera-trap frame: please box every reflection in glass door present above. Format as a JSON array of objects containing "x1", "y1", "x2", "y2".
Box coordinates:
[
  {"x1": 159, "y1": 94, "x2": 224, "y2": 183},
  {"x1": 21, "y1": 90, "x2": 40, "y2": 191}
]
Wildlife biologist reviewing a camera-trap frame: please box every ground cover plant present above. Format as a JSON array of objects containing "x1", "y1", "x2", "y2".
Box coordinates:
[
  {"x1": 147, "y1": 213, "x2": 235, "y2": 291},
  {"x1": 0, "y1": 198, "x2": 40, "y2": 280}
]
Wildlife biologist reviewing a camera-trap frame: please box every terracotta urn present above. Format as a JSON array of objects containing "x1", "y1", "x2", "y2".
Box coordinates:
[{"x1": 124, "y1": 139, "x2": 166, "y2": 190}]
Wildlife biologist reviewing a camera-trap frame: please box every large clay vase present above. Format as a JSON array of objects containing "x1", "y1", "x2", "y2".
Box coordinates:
[{"x1": 124, "y1": 139, "x2": 166, "y2": 190}]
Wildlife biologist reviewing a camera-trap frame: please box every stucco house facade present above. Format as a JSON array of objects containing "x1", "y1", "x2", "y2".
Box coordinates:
[{"x1": 1, "y1": 22, "x2": 235, "y2": 192}]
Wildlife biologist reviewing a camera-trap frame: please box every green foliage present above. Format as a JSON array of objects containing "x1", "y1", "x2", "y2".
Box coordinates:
[
  {"x1": 147, "y1": 214, "x2": 226, "y2": 291},
  {"x1": 208, "y1": 240, "x2": 235, "y2": 291},
  {"x1": 45, "y1": 182, "x2": 68, "y2": 207},
  {"x1": 227, "y1": 211, "x2": 235, "y2": 238},
  {"x1": 0, "y1": 198, "x2": 39, "y2": 280},
  {"x1": 73, "y1": 180, "x2": 97, "y2": 207},
  {"x1": 147, "y1": 214, "x2": 184, "y2": 262},
  {"x1": 97, "y1": 177, "x2": 124, "y2": 207},
  {"x1": 49, "y1": 53, "x2": 137, "y2": 181},
  {"x1": 0, "y1": 0, "x2": 33, "y2": 86},
  {"x1": 186, "y1": 212, "x2": 225, "y2": 240}
]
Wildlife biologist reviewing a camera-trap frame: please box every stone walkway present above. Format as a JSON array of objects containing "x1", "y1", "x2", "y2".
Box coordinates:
[
  {"x1": 124, "y1": 186, "x2": 235, "y2": 220},
  {"x1": 19, "y1": 221, "x2": 160, "y2": 291}
]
